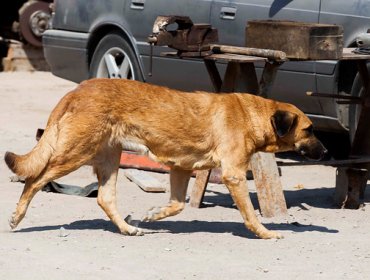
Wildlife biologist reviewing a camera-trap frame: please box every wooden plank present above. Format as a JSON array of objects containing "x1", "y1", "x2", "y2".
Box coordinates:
[
  {"x1": 205, "y1": 53, "x2": 267, "y2": 63},
  {"x1": 250, "y1": 153, "x2": 287, "y2": 217},
  {"x1": 210, "y1": 44, "x2": 287, "y2": 61},
  {"x1": 3, "y1": 42, "x2": 50, "y2": 71},
  {"x1": 124, "y1": 169, "x2": 166, "y2": 193},
  {"x1": 341, "y1": 48, "x2": 370, "y2": 60},
  {"x1": 190, "y1": 170, "x2": 211, "y2": 208}
]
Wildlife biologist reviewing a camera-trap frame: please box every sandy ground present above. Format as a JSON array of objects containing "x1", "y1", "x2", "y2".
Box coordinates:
[{"x1": 1, "y1": 72, "x2": 370, "y2": 279}]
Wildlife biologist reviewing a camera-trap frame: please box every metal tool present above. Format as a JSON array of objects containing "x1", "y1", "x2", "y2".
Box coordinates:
[{"x1": 147, "y1": 15, "x2": 218, "y2": 76}]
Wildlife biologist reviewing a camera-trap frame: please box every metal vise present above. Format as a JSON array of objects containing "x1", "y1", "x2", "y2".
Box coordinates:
[{"x1": 148, "y1": 15, "x2": 218, "y2": 55}]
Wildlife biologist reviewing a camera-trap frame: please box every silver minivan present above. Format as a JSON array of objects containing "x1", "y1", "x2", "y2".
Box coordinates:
[{"x1": 43, "y1": 0, "x2": 370, "y2": 154}]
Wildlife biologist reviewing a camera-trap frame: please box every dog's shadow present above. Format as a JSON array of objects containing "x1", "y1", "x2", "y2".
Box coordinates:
[
  {"x1": 15, "y1": 180, "x2": 348, "y2": 237},
  {"x1": 14, "y1": 217, "x2": 338, "y2": 239},
  {"x1": 139, "y1": 219, "x2": 338, "y2": 238}
]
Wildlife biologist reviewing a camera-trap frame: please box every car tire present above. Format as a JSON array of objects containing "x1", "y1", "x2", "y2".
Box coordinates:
[
  {"x1": 19, "y1": 0, "x2": 51, "y2": 47},
  {"x1": 89, "y1": 33, "x2": 143, "y2": 81},
  {"x1": 348, "y1": 64, "x2": 370, "y2": 143}
]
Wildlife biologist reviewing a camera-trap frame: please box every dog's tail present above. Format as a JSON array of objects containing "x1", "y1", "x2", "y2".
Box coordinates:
[{"x1": 4, "y1": 125, "x2": 58, "y2": 179}]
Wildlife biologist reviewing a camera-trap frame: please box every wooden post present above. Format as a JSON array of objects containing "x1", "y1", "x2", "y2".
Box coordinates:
[
  {"x1": 250, "y1": 153, "x2": 287, "y2": 217},
  {"x1": 334, "y1": 167, "x2": 349, "y2": 208},
  {"x1": 259, "y1": 61, "x2": 280, "y2": 98},
  {"x1": 335, "y1": 167, "x2": 367, "y2": 209},
  {"x1": 204, "y1": 60, "x2": 222, "y2": 92}
]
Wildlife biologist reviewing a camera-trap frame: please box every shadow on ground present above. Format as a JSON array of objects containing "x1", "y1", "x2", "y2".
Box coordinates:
[
  {"x1": 203, "y1": 184, "x2": 370, "y2": 211},
  {"x1": 15, "y1": 216, "x2": 338, "y2": 239}
]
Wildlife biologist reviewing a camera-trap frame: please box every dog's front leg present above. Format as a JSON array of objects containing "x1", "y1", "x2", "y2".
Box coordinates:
[
  {"x1": 142, "y1": 168, "x2": 192, "y2": 222},
  {"x1": 222, "y1": 168, "x2": 283, "y2": 239}
]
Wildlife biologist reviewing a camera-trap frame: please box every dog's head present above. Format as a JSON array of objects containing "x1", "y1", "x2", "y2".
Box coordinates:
[{"x1": 271, "y1": 108, "x2": 327, "y2": 160}]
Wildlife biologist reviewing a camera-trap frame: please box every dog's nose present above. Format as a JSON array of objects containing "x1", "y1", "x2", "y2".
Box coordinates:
[{"x1": 319, "y1": 147, "x2": 329, "y2": 160}]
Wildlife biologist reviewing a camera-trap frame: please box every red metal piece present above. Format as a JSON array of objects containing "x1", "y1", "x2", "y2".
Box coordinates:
[{"x1": 120, "y1": 151, "x2": 170, "y2": 173}]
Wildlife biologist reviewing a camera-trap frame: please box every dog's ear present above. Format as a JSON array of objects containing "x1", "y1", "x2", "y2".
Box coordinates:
[{"x1": 271, "y1": 110, "x2": 297, "y2": 137}]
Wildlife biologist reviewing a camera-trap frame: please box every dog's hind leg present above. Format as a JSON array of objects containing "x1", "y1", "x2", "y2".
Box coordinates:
[
  {"x1": 9, "y1": 177, "x2": 44, "y2": 229},
  {"x1": 222, "y1": 165, "x2": 283, "y2": 239},
  {"x1": 95, "y1": 146, "x2": 143, "y2": 236},
  {"x1": 142, "y1": 168, "x2": 192, "y2": 222},
  {"x1": 10, "y1": 155, "x2": 90, "y2": 229}
]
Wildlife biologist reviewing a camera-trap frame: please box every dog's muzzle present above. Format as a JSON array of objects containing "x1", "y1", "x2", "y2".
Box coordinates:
[{"x1": 296, "y1": 139, "x2": 328, "y2": 161}]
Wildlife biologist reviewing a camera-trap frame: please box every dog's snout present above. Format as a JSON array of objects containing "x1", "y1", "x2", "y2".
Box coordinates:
[
  {"x1": 319, "y1": 146, "x2": 330, "y2": 160},
  {"x1": 296, "y1": 138, "x2": 328, "y2": 161}
]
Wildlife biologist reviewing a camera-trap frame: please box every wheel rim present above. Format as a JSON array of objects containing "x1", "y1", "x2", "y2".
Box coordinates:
[
  {"x1": 96, "y1": 47, "x2": 135, "y2": 79},
  {"x1": 29, "y1": 10, "x2": 50, "y2": 37}
]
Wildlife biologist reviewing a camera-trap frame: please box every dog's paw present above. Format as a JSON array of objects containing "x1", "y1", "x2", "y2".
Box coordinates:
[
  {"x1": 9, "y1": 214, "x2": 18, "y2": 230},
  {"x1": 122, "y1": 215, "x2": 143, "y2": 236},
  {"x1": 121, "y1": 226, "x2": 144, "y2": 236},
  {"x1": 260, "y1": 230, "x2": 284, "y2": 239},
  {"x1": 141, "y1": 206, "x2": 162, "y2": 222}
]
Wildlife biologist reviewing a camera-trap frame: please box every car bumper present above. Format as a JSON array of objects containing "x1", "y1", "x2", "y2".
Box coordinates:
[{"x1": 42, "y1": 29, "x2": 89, "y2": 83}]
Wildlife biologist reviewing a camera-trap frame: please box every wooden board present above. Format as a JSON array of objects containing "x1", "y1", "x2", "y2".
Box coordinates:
[
  {"x1": 205, "y1": 53, "x2": 267, "y2": 63},
  {"x1": 124, "y1": 169, "x2": 166, "y2": 193},
  {"x1": 340, "y1": 48, "x2": 370, "y2": 60}
]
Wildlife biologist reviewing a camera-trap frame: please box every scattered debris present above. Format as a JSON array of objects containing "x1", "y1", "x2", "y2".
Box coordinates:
[
  {"x1": 42, "y1": 181, "x2": 98, "y2": 197},
  {"x1": 3, "y1": 42, "x2": 49, "y2": 71},
  {"x1": 300, "y1": 203, "x2": 312, "y2": 210},
  {"x1": 294, "y1": 184, "x2": 305, "y2": 190},
  {"x1": 58, "y1": 227, "x2": 69, "y2": 237}
]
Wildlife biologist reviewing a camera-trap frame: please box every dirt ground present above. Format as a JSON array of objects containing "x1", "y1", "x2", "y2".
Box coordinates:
[{"x1": 1, "y1": 71, "x2": 370, "y2": 280}]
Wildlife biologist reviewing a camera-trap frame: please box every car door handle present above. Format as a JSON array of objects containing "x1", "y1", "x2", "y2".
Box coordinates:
[
  {"x1": 220, "y1": 7, "x2": 237, "y2": 20},
  {"x1": 130, "y1": 0, "x2": 145, "y2": 10}
]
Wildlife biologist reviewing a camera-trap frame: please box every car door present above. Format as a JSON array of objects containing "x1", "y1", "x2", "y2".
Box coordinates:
[
  {"x1": 123, "y1": 0, "x2": 214, "y2": 91},
  {"x1": 210, "y1": 0, "x2": 323, "y2": 115}
]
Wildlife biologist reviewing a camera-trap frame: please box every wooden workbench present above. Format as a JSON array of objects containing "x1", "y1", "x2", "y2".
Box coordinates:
[
  {"x1": 180, "y1": 47, "x2": 370, "y2": 214},
  {"x1": 164, "y1": 47, "x2": 370, "y2": 214}
]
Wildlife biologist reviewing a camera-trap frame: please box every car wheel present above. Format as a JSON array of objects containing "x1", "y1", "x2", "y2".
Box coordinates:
[
  {"x1": 19, "y1": 0, "x2": 51, "y2": 47},
  {"x1": 89, "y1": 33, "x2": 143, "y2": 81},
  {"x1": 348, "y1": 64, "x2": 370, "y2": 143}
]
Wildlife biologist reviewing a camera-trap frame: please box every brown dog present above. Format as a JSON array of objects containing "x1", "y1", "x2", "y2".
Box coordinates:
[{"x1": 5, "y1": 79, "x2": 326, "y2": 239}]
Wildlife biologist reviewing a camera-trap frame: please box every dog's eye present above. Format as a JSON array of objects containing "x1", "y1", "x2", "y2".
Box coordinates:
[{"x1": 304, "y1": 125, "x2": 314, "y2": 134}]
